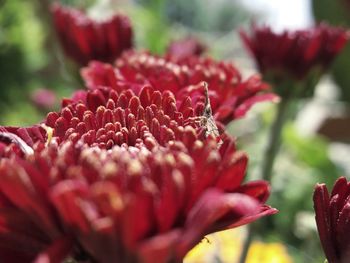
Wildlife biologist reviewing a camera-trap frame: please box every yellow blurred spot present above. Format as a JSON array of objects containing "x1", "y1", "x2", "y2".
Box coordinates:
[
  {"x1": 184, "y1": 229, "x2": 242, "y2": 263},
  {"x1": 42, "y1": 124, "x2": 53, "y2": 146},
  {"x1": 247, "y1": 241, "x2": 293, "y2": 263},
  {"x1": 185, "y1": 228, "x2": 293, "y2": 263}
]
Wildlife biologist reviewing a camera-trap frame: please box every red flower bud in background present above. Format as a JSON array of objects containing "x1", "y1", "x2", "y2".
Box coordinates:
[
  {"x1": 31, "y1": 88, "x2": 57, "y2": 110},
  {"x1": 314, "y1": 177, "x2": 350, "y2": 263},
  {"x1": 166, "y1": 37, "x2": 207, "y2": 62},
  {"x1": 0, "y1": 135, "x2": 276, "y2": 262},
  {"x1": 240, "y1": 23, "x2": 349, "y2": 97},
  {"x1": 52, "y1": 3, "x2": 133, "y2": 65},
  {"x1": 82, "y1": 51, "x2": 277, "y2": 125}
]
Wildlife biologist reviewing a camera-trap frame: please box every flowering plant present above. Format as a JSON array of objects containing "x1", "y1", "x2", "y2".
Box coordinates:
[
  {"x1": 240, "y1": 23, "x2": 349, "y2": 98},
  {"x1": 2, "y1": 1, "x2": 349, "y2": 262}
]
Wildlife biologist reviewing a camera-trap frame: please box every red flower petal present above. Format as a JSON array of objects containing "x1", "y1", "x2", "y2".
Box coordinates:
[
  {"x1": 177, "y1": 189, "x2": 262, "y2": 258},
  {"x1": 314, "y1": 182, "x2": 339, "y2": 263}
]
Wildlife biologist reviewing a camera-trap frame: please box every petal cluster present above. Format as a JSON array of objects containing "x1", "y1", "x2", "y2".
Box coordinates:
[
  {"x1": 0, "y1": 136, "x2": 276, "y2": 262},
  {"x1": 240, "y1": 24, "x2": 349, "y2": 83},
  {"x1": 82, "y1": 51, "x2": 276, "y2": 124},
  {"x1": 52, "y1": 3, "x2": 133, "y2": 65},
  {"x1": 313, "y1": 177, "x2": 350, "y2": 263},
  {"x1": 45, "y1": 85, "x2": 215, "y2": 149}
]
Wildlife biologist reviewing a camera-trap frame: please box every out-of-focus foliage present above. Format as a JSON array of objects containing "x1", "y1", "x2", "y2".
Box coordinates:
[
  {"x1": 131, "y1": 0, "x2": 170, "y2": 54},
  {"x1": 0, "y1": 0, "x2": 46, "y2": 124},
  {"x1": 164, "y1": 0, "x2": 248, "y2": 32},
  {"x1": 284, "y1": 124, "x2": 340, "y2": 179},
  {"x1": 313, "y1": 0, "x2": 350, "y2": 25},
  {"x1": 267, "y1": 123, "x2": 340, "y2": 261},
  {"x1": 133, "y1": 0, "x2": 249, "y2": 54},
  {"x1": 233, "y1": 104, "x2": 341, "y2": 263},
  {"x1": 313, "y1": 0, "x2": 350, "y2": 102},
  {"x1": 59, "y1": 0, "x2": 95, "y2": 8},
  {"x1": 0, "y1": 0, "x2": 82, "y2": 125}
]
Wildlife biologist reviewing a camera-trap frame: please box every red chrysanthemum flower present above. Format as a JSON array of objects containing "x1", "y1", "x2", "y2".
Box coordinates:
[
  {"x1": 240, "y1": 24, "x2": 349, "y2": 88},
  {"x1": 52, "y1": 3, "x2": 133, "y2": 65},
  {"x1": 45, "y1": 84, "x2": 224, "y2": 149},
  {"x1": 166, "y1": 37, "x2": 207, "y2": 62},
  {"x1": 81, "y1": 51, "x2": 277, "y2": 124},
  {"x1": 314, "y1": 177, "x2": 350, "y2": 263},
  {"x1": 0, "y1": 133, "x2": 276, "y2": 263}
]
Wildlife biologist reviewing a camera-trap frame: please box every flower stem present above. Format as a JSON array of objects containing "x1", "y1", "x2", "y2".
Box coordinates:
[
  {"x1": 260, "y1": 96, "x2": 290, "y2": 182},
  {"x1": 238, "y1": 97, "x2": 291, "y2": 263},
  {"x1": 238, "y1": 225, "x2": 253, "y2": 263}
]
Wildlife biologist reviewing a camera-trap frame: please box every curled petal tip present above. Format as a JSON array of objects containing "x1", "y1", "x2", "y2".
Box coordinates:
[{"x1": 0, "y1": 131, "x2": 34, "y2": 156}]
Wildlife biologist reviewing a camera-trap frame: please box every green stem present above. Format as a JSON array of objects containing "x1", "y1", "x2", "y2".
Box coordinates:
[
  {"x1": 238, "y1": 97, "x2": 291, "y2": 263},
  {"x1": 260, "y1": 97, "x2": 290, "y2": 182},
  {"x1": 238, "y1": 225, "x2": 253, "y2": 263}
]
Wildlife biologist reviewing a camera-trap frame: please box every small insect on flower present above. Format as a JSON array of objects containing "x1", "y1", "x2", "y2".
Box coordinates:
[
  {"x1": 183, "y1": 82, "x2": 223, "y2": 146},
  {"x1": 201, "y1": 82, "x2": 220, "y2": 139},
  {"x1": 201, "y1": 236, "x2": 211, "y2": 244}
]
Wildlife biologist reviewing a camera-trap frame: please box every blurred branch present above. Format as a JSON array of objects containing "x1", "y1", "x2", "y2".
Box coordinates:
[
  {"x1": 34, "y1": 0, "x2": 82, "y2": 87},
  {"x1": 34, "y1": 0, "x2": 61, "y2": 67}
]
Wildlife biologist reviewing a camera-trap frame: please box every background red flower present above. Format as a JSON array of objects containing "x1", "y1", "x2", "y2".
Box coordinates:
[{"x1": 52, "y1": 3, "x2": 133, "y2": 65}]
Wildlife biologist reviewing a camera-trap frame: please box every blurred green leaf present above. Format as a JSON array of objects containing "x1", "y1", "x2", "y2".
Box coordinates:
[
  {"x1": 283, "y1": 124, "x2": 339, "y2": 181},
  {"x1": 312, "y1": 0, "x2": 350, "y2": 102},
  {"x1": 164, "y1": 0, "x2": 248, "y2": 32},
  {"x1": 131, "y1": 0, "x2": 170, "y2": 54},
  {"x1": 0, "y1": 0, "x2": 78, "y2": 125}
]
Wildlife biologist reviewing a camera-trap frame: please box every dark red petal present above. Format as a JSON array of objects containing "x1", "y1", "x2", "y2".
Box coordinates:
[
  {"x1": 177, "y1": 189, "x2": 261, "y2": 258},
  {"x1": 235, "y1": 180, "x2": 271, "y2": 203},
  {"x1": 331, "y1": 176, "x2": 348, "y2": 199},
  {"x1": 155, "y1": 169, "x2": 185, "y2": 233},
  {"x1": 50, "y1": 180, "x2": 92, "y2": 233},
  {"x1": 336, "y1": 202, "x2": 350, "y2": 261},
  {"x1": 229, "y1": 204, "x2": 278, "y2": 228},
  {"x1": 314, "y1": 183, "x2": 339, "y2": 263},
  {"x1": 0, "y1": 161, "x2": 59, "y2": 237},
  {"x1": 0, "y1": 210, "x2": 49, "y2": 260},
  {"x1": 215, "y1": 151, "x2": 248, "y2": 192},
  {"x1": 137, "y1": 229, "x2": 181, "y2": 263},
  {"x1": 233, "y1": 93, "x2": 280, "y2": 119},
  {"x1": 122, "y1": 190, "x2": 155, "y2": 249}
]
